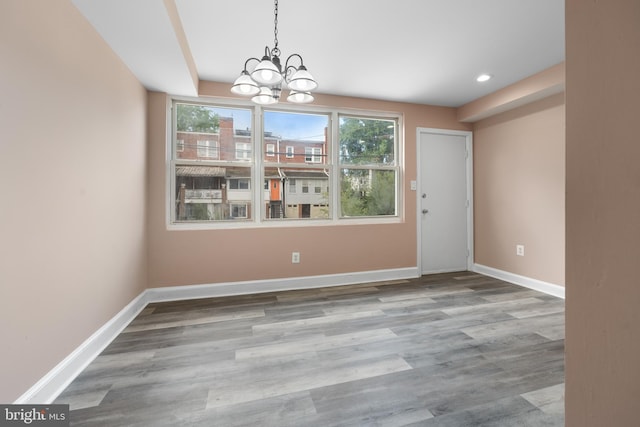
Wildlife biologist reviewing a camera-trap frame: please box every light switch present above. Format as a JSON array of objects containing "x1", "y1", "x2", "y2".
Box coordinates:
[{"x1": 410, "y1": 180, "x2": 417, "y2": 191}]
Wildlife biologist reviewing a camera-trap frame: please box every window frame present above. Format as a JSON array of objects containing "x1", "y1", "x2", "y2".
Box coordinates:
[
  {"x1": 230, "y1": 203, "x2": 248, "y2": 219},
  {"x1": 304, "y1": 147, "x2": 322, "y2": 163},
  {"x1": 229, "y1": 178, "x2": 250, "y2": 190},
  {"x1": 167, "y1": 96, "x2": 403, "y2": 230},
  {"x1": 337, "y1": 114, "x2": 400, "y2": 219},
  {"x1": 197, "y1": 139, "x2": 219, "y2": 159},
  {"x1": 266, "y1": 143, "x2": 275, "y2": 157},
  {"x1": 235, "y1": 142, "x2": 251, "y2": 161}
]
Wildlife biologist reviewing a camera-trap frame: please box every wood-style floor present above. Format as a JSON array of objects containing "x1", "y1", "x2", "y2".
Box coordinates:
[{"x1": 56, "y1": 272, "x2": 565, "y2": 426}]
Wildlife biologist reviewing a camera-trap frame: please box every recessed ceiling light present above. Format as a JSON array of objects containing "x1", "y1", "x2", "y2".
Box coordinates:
[{"x1": 476, "y1": 74, "x2": 492, "y2": 82}]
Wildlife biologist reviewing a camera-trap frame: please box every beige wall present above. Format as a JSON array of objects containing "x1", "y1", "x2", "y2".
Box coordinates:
[
  {"x1": 0, "y1": 0, "x2": 148, "y2": 402},
  {"x1": 565, "y1": 0, "x2": 640, "y2": 425},
  {"x1": 474, "y1": 93, "x2": 565, "y2": 285},
  {"x1": 148, "y1": 86, "x2": 471, "y2": 287}
]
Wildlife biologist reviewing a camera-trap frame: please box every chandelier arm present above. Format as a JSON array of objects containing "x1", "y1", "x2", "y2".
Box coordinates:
[
  {"x1": 284, "y1": 65, "x2": 298, "y2": 81},
  {"x1": 243, "y1": 57, "x2": 261, "y2": 72},
  {"x1": 283, "y1": 53, "x2": 304, "y2": 77},
  {"x1": 284, "y1": 53, "x2": 304, "y2": 68}
]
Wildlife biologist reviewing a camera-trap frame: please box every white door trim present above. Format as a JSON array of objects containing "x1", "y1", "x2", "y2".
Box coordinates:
[{"x1": 416, "y1": 128, "x2": 474, "y2": 275}]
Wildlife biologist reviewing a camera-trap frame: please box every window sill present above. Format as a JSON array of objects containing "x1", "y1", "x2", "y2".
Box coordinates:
[{"x1": 167, "y1": 216, "x2": 403, "y2": 231}]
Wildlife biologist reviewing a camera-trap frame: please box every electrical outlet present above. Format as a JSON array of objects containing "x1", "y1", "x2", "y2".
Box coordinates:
[
  {"x1": 292, "y1": 252, "x2": 300, "y2": 264},
  {"x1": 516, "y1": 245, "x2": 525, "y2": 256}
]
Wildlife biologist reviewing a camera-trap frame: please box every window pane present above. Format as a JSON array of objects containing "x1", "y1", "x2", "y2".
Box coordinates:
[
  {"x1": 340, "y1": 169, "x2": 396, "y2": 217},
  {"x1": 263, "y1": 111, "x2": 329, "y2": 164},
  {"x1": 263, "y1": 110, "x2": 330, "y2": 220},
  {"x1": 235, "y1": 142, "x2": 252, "y2": 161},
  {"x1": 266, "y1": 143, "x2": 275, "y2": 156},
  {"x1": 175, "y1": 103, "x2": 252, "y2": 161},
  {"x1": 196, "y1": 140, "x2": 219, "y2": 159},
  {"x1": 175, "y1": 165, "x2": 252, "y2": 222},
  {"x1": 339, "y1": 116, "x2": 395, "y2": 165},
  {"x1": 264, "y1": 167, "x2": 330, "y2": 219}
]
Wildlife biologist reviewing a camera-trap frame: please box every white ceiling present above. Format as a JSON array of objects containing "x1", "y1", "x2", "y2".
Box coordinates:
[{"x1": 71, "y1": 0, "x2": 564, "y2": 107}]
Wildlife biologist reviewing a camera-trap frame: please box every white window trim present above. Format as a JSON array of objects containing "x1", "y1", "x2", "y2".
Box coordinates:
[
  {"x1": 235, "y1": 142, "x2": 251, "y2": 161},
  {"x1": 229, "y1": 178, "x2": 250, "y2": 190},
  {"x1": 286, "y1": 146, "x2": 294, "y2": 158},
  {"x1": 167, "y1": 96, "x2": 403, "y2": 230},
  {"x1": 230, "y1": 203, "x2": 248, "y2": 218},
  {"x1": 266, "y1": 143, "x2": 275, "y2": 157},
  {"x1": 197, "y1": 140, "x2": 219, "y2": 159},
  {"x1": 304, "y1": 147, "x2": 322, "y2": 163}
]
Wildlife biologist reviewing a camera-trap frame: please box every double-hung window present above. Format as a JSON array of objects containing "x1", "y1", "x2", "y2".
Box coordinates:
[
  {"x1": 235, "y1": 142, "x2": 251, "y2": 161},
  {"x1": 305, "y1": 147, "x2": 322, "y2": 163},
  {"x1": 172, "y1": 102, "x2": 253, "y2": 222},
  {"x1": 197, "y1": 140, "x2": 219, "y2": 159},
  {"x1": 266, "y1": 143, "x2": 275, "y2": 157},
  {"x1": 339, "y1": 115, "x2": 398, "y2": 217},
  {"x1": 263, "y1": 110, "x2": 330, "y2": 220}
]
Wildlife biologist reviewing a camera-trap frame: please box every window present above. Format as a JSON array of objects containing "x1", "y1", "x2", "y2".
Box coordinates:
[
  {"x1": 266, "y1": 143, "x2": 275, "y2": 157},
  {"x1": 172, "y1": 102, "x2": 253, "y2": 223},
  {"x1": 264, "y1": 110, "x2": 330, "y2": 220},
  {"x1": 339, "y1": 116, "x2": 398, "y2": 217},
  {"x1": 170, "y1": 100, "x2": 400, "y2": 227},
  {"x1": 229, "y1": 178, "x2": 250, "y2": 190},
  {"x1": 235, "y1": 142, "x2": 251, "y2": 161},
  {"x1": 305, "y1": 147, "x2": 322, "y2": 163},
  {"x1": 197, "y1": 140, "x2": 219, "y2": 159},
  {"x1": 231, "y1": 203, "x2": 248, "y2": 218}
]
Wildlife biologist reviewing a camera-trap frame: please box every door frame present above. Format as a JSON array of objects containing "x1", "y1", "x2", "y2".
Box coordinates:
[{"x1": 416, "y1": 128, "x2": 474, "y2": 275}]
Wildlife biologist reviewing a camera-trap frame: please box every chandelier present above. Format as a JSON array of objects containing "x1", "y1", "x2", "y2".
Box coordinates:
[{"x1": 230, "y1": 0, "x2": 318, "y2": 105}]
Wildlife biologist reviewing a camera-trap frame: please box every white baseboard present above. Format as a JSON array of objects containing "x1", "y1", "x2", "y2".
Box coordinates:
[
  {"x1": 145, "y1": 267, "x2": 419, "y2": 303},
  {"x1": 472, "y1": 264, "x2": 565, "y2": 299},
  {"x1": 14, "y1": 292, "x2": 149, "y2": 405},
  {"x1": 16, "y1": 267, "x2": 419, "y2": 404}
]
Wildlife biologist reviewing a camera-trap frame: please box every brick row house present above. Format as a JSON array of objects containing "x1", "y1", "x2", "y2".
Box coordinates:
[{"x1": 176, "y1": 116, "x2": 328, "y2": 221}]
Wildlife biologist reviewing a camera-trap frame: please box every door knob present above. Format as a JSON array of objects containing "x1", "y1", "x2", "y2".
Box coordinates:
[{"x1": 422, "y1": 209, "x2": 429, "y2": 214}]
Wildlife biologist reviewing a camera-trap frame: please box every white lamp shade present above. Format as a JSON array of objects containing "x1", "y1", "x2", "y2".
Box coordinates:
[
  {"x1": 251, "y1": 58, "x2": 283, "y2": 85},
  {"x1": 287, "y1": 67, "x2": 318, "y2": 92},
  {"x1": 252, "y1": 87, "x2": 278, "y2": 105},
  {"x1": 230, "y1": 73, "x2": 260, "y2": 96},
  {"x1": 287, "y1": 91, "x2": 314, "y2": 104}
]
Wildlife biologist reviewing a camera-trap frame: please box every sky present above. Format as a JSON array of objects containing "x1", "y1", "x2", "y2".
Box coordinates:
[{"x1": 213, "y1": 107, "x2": 328, "y2": 142}]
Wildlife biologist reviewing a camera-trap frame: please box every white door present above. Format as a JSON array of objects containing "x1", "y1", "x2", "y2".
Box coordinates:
[{"x1": 418, "y1": 130, "x2": 472, "y2": 274}]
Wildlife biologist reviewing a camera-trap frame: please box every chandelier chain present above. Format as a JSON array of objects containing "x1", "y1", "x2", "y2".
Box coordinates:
[{"x1": 273, "y1": 0, "x2": 280, "y2": 56}]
